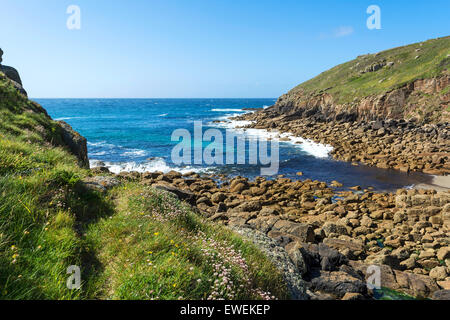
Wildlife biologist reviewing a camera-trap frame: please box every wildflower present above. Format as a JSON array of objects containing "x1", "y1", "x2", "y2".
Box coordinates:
[{"x1": 154, "y1": 232, "x2": 159, "y2": 236}]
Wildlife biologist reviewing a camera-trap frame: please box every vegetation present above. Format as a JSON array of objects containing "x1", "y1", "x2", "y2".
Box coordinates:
[
  {"x1": 290, "y1": 36, "x2": 450, "y2": 104},
  {"x1": 0, "y1": 73, "x2": 288, "y2": 300}
]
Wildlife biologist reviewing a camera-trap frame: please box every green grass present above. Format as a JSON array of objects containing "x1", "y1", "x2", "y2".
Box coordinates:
[
  {"x1": 290, "y1": 36, "x2": 450, "y2": 104},
  {"x1": 0, "y1": 72, "x2": 288, "y2": 300},
  {"x1": 84, "y1": 184, "x2": 288, "y2": 300}
]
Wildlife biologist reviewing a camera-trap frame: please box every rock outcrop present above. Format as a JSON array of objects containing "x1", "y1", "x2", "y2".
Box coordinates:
[
  {"x1": 0, "y1": 48, "x2": 27, "y2": 96},
  {"x1": 57, "y1": 121, "x2": 90, "y2": 169}
]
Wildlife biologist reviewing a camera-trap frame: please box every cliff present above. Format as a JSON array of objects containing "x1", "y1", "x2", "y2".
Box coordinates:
[{"x1": 269, "y1": 36, "x2": 450, "y2": 124}]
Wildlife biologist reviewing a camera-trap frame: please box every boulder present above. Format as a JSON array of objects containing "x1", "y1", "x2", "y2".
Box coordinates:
[
  {"x1": 153, "y1": 183, "x2": 196, "y2": 205},
  {"x1": 323, "y1": 238, "x2": 364, "y2": 259},
  {"x1": 230, "y1": 201, "x2": 262, "y2": 213},
  {"x1": 272, "y1": 220, "x2": 315, "y2": 243},
  {"x1": 211, "y1": 192, "x2": 226, "y2": 203},
  {"x1": 284, "y1": 242, "x2": 308, "y2": 275},
  {"x1": 432, "y1": 290, "x2": 450, "y2": 300},
  {"x1": 82, "y1": 176, "x2": 120, "y2": 193},
  {"x1": 437, "y1": 247, "x2": 450, "y2": 261},
  {"x1": 318, "y1": 243, "x2": 348, "y2": 271},
  {"x1": 429, "y1": 266, "x2": 447, "y2": 281},
  {"x1": 310, "y1": 271, "x2": 367, "y2": 299},
  {"x1": 322, "y1": 222, "x2": 348, "y2": 237}
]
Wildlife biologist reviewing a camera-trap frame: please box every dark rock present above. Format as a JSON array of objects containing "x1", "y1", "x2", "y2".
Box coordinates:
[
  {"x1": 82, "y1": 176, "x2": 120, "y2": 193},
  {"x1": 432, "y1": 290, "x2": 450, "y2": 300},
  {"x1": 230, "y1": 201, "x2": 262, "y2": 213},
  {"x1": 272, "y1": 220, "x2": 315, "y2": 243},
  {"x1": 57, "y1": 121, "x2": 89, "y2": 168},
  {"x1": 0, "y1": 49, "x2": 27, "y2": 96},
  {"x1": 318, "y1": 243, "x2": 348, "y2": 271},
  {"x1": 216, "y1": 202, "x2": 227, "y2": 213},
  {"x1": 153, "y1": 183, "x2": 196, "y2": 205},
  {"x1": 285, "y1": 242, "x2": 308, "y2": 276},
  {"x1": 310, "y1": 271, "x2": 367, "y2": 298},
  {"x1": 90, "y1": 166, "x2": 110, "y2": 174}
]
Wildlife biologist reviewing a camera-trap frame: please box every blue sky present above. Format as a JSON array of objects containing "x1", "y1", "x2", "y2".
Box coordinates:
[{"x1": 1, "y1": 0, "x2": 449, "y2": 98}]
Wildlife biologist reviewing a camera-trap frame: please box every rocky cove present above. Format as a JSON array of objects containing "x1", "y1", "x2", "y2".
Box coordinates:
[
  {"x1": 2, "y1": 34, "x2": 449, "y2": 301},
  {"x1": 233, "y1": 110, "x2": 450, "y2": 176},
  {"x1": 84, "y1": 163, "x2": 450, "y2": 300},
  {"x1": 80, "y1": 65, "x2": 449, "y2": 298}
]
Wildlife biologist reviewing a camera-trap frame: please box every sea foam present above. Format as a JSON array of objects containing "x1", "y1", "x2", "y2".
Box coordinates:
[
  {"x1": 211, "y1": 118, "x2": 333, "y2": 158},
  {"x1": 89, "y1": 157, "x2": 205, "y2": 174}
]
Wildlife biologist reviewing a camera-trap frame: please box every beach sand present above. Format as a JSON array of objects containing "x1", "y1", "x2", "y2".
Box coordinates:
[{"x1": 414, "y1": 175, "x2": 450, "y2": 191}]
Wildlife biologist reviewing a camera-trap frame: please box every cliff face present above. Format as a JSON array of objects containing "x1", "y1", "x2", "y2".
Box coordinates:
[
  {"x1": 269, "y1": 36, "x2": 450, "y2": 124},
  {"x1": 273, "y1": 74, "x2": 449, "y2": 123}
]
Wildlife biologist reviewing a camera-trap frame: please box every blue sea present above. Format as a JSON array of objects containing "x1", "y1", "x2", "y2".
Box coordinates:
[{"x1": 36, "y1": 98, "x2": 431, "y2": 191}]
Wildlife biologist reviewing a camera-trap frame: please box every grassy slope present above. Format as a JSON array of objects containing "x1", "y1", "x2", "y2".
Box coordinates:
[
  {"x1": 0, "y1": 73, "x2": 287, "y2": 300},
  {"x1": 290, "y1": 36, "x2": 450, "y2": 104}
]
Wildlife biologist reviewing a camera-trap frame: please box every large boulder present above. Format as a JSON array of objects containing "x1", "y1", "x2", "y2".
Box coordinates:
[
  {"x1": 309, "y1": 271, "x2": 367, "y2": 299},
  {"x1": 271, "y1": 220, "x2": 315, "y2": 243},
  {"x1": 82, "y1": 176, "x2": 120, "y2": 193}
]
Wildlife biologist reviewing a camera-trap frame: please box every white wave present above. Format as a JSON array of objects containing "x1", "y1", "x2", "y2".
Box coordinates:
[
  {"x1": 121, "y1": 149, "x2": 148, "y2": 157},
  {"x1": 89, "y1": 157, "x2": 206, "y2": 175},
  {"x1": 87, "y1": 141, "x2": 119, "y2": 149},
  {"x1": 54, "y1": 116, "x2": 89, "y2": 121},
  {"x1": 211, "y1": 108, "x2": 244, "y2": 112},
  {"x1": 211, "y1": 118, "x2": 333, "y2": 158},
  {"x1": 158, "y1": 113, "x2": 168, "y2": 117},
  {"x1": 90, "y1": 151, "x2": 107, "y2": 156},
  {"x1": 212, "y1": 118, "x2": 255, "y2": 130},
  {"x1": 284, "y1": 134, "x2": 333, "y2": 158}
]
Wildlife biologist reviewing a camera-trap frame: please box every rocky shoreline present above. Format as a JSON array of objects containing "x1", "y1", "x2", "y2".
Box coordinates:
[
  {"x1": 87, "y1": 166, "x2": 450, "y2": 300},
  {"x1": 232, "y1": 109, "x2": 450, "y2": 176}
]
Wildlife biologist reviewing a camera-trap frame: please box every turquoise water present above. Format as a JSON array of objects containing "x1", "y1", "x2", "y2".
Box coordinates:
[{"x1": 36, "y1": 98, "x2": 431, "y2": 191}]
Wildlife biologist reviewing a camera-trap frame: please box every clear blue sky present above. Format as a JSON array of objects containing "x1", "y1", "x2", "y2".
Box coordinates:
[{"x1": 1, "y1": 0, "x2": 449, "y2": 98}]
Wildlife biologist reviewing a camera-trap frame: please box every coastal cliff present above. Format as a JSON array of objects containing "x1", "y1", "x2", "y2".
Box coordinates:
[{"x1": 270, "y1": 36, "x2": 449, "y2": 124}]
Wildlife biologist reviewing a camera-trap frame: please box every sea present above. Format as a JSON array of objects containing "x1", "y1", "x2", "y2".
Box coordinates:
[{"x1": 36, "y1": 98, "x2": 432, "y2": 191}]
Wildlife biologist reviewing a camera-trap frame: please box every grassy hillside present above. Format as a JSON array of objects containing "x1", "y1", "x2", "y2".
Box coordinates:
[
  {"x1": 291, "y1": 36, "x2": 450, "y2": 104},
  {"x1": 0, "y1": 72, "x2": 288, "y2": 300}
]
